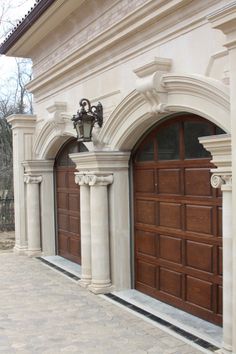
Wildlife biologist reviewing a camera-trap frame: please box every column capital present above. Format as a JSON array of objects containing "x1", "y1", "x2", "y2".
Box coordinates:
[
  {"x1": 88, "y1": 174, "x2": 113, "y2": 186},
  {"x1": 75, "y1": 173, "x2": 88, "y2": 186},
  {"x1": 75, "y1": 172, "x2": 114, "y2": 186},
  {"x1": 24, "y1": 174, "x2": 42, "y2": 184},
  {"x1": 211, "y1": 173, "x2": 232, "y2": 190}
]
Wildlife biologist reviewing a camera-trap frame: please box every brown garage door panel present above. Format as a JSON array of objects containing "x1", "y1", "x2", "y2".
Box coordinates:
[
  {"x1": 186, "y1": 275, "x2": 213, "y2": 311},
  {"x1": 159, "y1": 267, "x2": 182, "y2": 298},
  {"x1": 159, "y1": 235, "x2": 182, "y2": 264},
  {"x1": 134, "y1": 115, "x2": 222, "y2": 325},
  {"x1": 159, "y1": 202, "x2": 182, "y2": 229},
  {"x1": 186, "y1": 205, "x2": 213, "y2": 235},
  {"x1": 135, "y1": 230, "x2": 157, "y2": 257},
  {"x1": 136, "y1": 260, "x2": 156, "y2": 288},
  {"x1": 136, "y1": 199, "x2": 156, "y2": 225},
  {"x1": 55, "y1": 139, "x2": 82, "y2": 265},
  {"x1": 135, "y1": 169, "x2": 155, "y2": 193},
  {"x1": 185, "y1": 168, "x2": 212, "y2": 196},
  {"x1": 186, "y1": 240, "x2": 213, "y2": 273}
]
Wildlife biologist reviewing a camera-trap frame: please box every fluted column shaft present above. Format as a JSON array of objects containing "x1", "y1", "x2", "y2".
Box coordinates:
[{"x1": 24, "y1": 174, "x2": 42, "y2": 256}]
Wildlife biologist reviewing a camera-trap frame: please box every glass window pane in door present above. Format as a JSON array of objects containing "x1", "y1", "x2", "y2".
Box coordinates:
[
  {"x1": 184, "y1": 121, "x2": 211, "y2": 159},
  {"x1": 157, "y1": 123, "x2": 179, "y2": 160},
  {"x1": 136, "y1": 140, "x2": 154, "y2": 162}
]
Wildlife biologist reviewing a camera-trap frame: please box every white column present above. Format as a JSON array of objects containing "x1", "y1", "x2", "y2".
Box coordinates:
[
  {"x1": 75, "y1": 173, "x2": 91, "y2": 287},
  {"x1": 88, "y1": 174, "x2": 113, "y2": 294},
  {"x1": 211, "y1": 174, "x2": 232, "y2": 354},
  {"x1": 7, "y1": 114, "x2": 36, "y2": 254},
  {"x1": 24, "y1": 174, "x2": 42, "y2": 256}
]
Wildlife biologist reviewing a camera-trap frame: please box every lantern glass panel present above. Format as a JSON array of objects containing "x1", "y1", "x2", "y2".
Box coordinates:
[
  {"x1": 83, "y1": 120, "x2": 93, "y2": 141},
  {"x1": 76, "y1": 121, "x2": 84, "y2": 142}
]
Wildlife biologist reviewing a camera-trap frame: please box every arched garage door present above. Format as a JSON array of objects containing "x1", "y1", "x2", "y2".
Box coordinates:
[
  {"x1": 133, "y1": 114, "x2": 223, "y2": 325},
  {"x1": 55, "y1": 139, "x2": 87, "y2": 264}
]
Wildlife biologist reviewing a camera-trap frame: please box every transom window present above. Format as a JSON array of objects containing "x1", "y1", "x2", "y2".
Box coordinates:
[{"x1": 135, "y1": 116, "x2": 225, "y2": 162}]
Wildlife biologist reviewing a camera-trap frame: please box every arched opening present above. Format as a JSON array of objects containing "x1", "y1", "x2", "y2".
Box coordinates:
[
  {"x1": 132, "y1": 113, "x2": 224, "y2": 325},
  {"x1": 54, "y1": 138, "x2": 87, "y2": 264}
]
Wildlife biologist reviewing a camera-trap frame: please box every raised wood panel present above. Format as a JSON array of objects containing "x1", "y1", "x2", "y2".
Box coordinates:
[
  {"x1": 218, "y1": 247, "x2": 222, "y2": 276},
  {"x1": 186, "y1": 205, "x2": 212, "y2": 234},
  {"x1": 136, "y1": 200, "x2": 156, "y2": 225},
  {"x1": 160, "y1": 268, "x2": 182, "y2": 298},
  {"x1": 57, "y1": 171, "x2": 67, "y2": 188},
  {"x1": 137, "y1": 261, "x2": 156, "y2": 287},
  {"x1": 158, "y1": 169, "x2": 181, "y2": 194},
  {"x1": 58, "y1": 233, "x2": 68, "y2": 252},
  {"x1": 135, "y1": 169, "x2": 155, "y2": 193},
  {"x1": 58, "y1": 214, "x2": 68, "y2": 230},
  {"x1": 68, "y1": 171, "x2": 77, "y2": 187},
  {"x1": 185, "y1": 168, "x2": 211, "y2": 196},
  {"x1": 159, "y1": 235, "x2": 182, "y2": 264},
  {"x1": 57, "y1": 192, "x2": 68, "y2": 209},
  {"x1": 186, "y1": 241, "x2": 213, "y2": 273},
  {"x1": 69, "y1": 193, "x2": 80, "y2": 211},
  {"x1": 136, "y1": 230, "x2": 156, "y2": 257},
  {"x1": 218, "y1": 207, "x2": 222, "y2": 237},
  {"x1": 186, "y1": 276, "x2": 212, "y2": 311},
  {"x1": 69, "y1": 237, "x2": 80, "y2": 257},
  {"x1": 159, "y1": 202, "x2": 181, "y2": 229},
  {"x1": 218, "y1": 286, "x2": 223, "y2": 315},
  {"x1": 69, "y1": 216, "x2": 79, "y2": 234}
]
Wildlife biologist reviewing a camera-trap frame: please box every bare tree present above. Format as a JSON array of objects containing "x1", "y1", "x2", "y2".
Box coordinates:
[
  {"x1": 0, "y1": 0, "x2": 34, "y2": 202},
  {"x1": 0, "y1": 0, "x2": 31, "y2": 41}
]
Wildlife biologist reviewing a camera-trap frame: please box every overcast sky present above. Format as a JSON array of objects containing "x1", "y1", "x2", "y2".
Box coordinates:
[{"x1": 0, "y1": 0, "x2": 35, "y2": 79}]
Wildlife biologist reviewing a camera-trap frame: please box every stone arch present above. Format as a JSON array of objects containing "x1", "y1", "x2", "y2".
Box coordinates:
[
  {"x1": 33, "y1": 119, "x2": 76, "y2": 159},
  {"x1": 99, "y1": 74, "x2": 230, "y2": 151}
]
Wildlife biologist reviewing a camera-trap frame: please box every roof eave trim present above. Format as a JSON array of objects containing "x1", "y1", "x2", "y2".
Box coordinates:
[{"x1": 0, "y1": 0, "x2": 56, "y2": 55}]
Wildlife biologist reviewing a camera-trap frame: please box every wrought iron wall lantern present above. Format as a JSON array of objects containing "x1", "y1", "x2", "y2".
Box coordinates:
[{"x1": 72, "y1": 98, "x2": 103, "y2": 142}]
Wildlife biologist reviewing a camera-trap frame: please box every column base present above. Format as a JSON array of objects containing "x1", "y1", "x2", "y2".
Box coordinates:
[
  {"x1": 88, "y1": 283, "x2": 114, "y2": 294},
  {"x1": 27, "y1": 249, "x2": 42, "y2": 257},
  {"x1": 78, "y1": 278, "x2": 91, "y2": 288},
  {"x1": 13, "y1": 244, "x2": 28, "y2": 255}
]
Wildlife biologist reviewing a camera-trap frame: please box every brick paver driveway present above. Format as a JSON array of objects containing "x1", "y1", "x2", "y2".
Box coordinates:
[{"x1": 0, "y1": 252, "x2": 204, "y2": 354}]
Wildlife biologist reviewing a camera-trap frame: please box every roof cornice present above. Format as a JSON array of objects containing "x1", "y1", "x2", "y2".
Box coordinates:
[{"x1": 0, "y1": 0, "x2": 56, "y2": 55}]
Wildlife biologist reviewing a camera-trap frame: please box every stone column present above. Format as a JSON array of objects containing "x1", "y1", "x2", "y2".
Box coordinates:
[
  {"x1": 88, "y1": 174, "x2": 113, "y2": 294},
  {"x1": 75, "y1": 173, "x2": 91, "y2": 287},
  {"x1": 211, "y1": 174, "x2": 232, "y2": 354},
  {"x1": 24, "y1": 174, "x2": 42, "y2": 256},
  {"x1": 209, "y1": 6, "x2": 236, "y2": 353},
  {"x1": 7, "y1": 114, "x2": 36, "y2": 254},
  {"x1": 23, "y1": 160, "x2": 56, "y2": 256}
]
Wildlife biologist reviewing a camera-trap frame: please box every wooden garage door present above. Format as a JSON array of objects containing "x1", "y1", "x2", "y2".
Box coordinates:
[
  {"x1": 55, "y1": 139, "x2": 87, "y2": 264},
  {"x1": 133, "y1": 114, "x2": 223, "y2": 325}
]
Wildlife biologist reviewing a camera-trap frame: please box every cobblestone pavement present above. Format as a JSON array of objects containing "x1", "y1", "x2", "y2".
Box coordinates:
[{"x1": 0, "y1": 253, "x2": 204, "y2": 354}]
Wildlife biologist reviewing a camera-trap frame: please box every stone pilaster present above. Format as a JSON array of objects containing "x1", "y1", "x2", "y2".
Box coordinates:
[
  {"x1": 70, "y1": 151, "x2": 131, "y2": 292},
  {"x1": 24, "y1": 174, "x2": 42, "y2": 256},
  {"x1": 7, "y1": 114, "x2": 36, "y2": 254},
  {"x1": 211, "y1": 173, "x2": 232, "y2": 354},
  {"x1": 200, "y1": 134, "x2": 232, "y2": 354},
  {"x1": 209, "y1": 5, "x2": 236, "y2": 352},
  {"x1": 23, "y1": 160, "x2": 55, "y2": 256},
  {"x1": 88, "y1": 174, "x2": 113, "y2": 294},
  {"x1": 75, "y1": 173, "x2": 91, "y2": 287}
]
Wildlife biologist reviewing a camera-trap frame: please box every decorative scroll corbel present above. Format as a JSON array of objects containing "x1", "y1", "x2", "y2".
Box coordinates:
[{"x1": 134, "y1": 57, "x2": 172, "y2": 114}]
